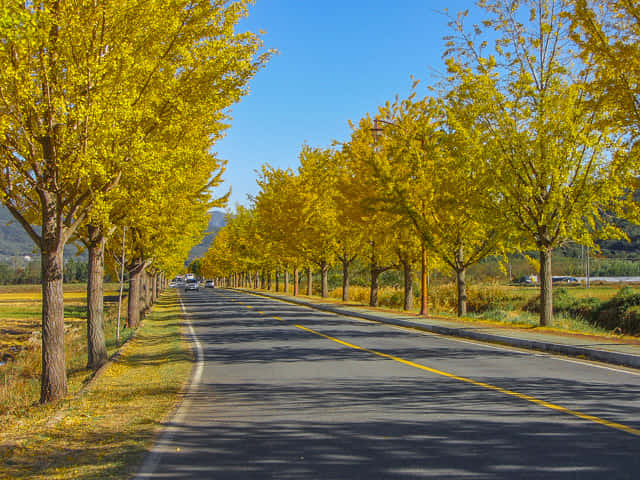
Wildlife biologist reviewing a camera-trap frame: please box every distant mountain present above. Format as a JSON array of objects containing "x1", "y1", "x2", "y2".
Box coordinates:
[
  {"x1": 0, "y1": 205, "x2": 38, "y2": 257},
  {"x1": 188, "y1": 210, "x2": 227, "y2": 260},
  {"x1": 0, "y1": 206, "x2": 226, "y2": 262},
  {"x1": 0, "y1": 205, "x2": 87, "y2": 259}
]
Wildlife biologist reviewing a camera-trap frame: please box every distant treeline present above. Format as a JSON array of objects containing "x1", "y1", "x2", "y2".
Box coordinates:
[{"x1": 0, "y1": 258, "x2": 91, "y2": 285}]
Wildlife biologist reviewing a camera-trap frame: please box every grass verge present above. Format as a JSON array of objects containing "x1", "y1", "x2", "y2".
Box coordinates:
[
  {"x1": 266, "y1": 283, "x2": 640, "y2": 339},
  {"x1": 0, "y1": 289, "x2": 192, "y2": 479},
  {"x1": 0, "y1": 284, "x2": 133, "y2": 416}
]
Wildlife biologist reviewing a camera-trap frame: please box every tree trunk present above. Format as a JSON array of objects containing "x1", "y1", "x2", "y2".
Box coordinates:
[
  {"x1": 321, "y1": 261, "x2": 329, "y2": 298},
  {"x1": 275, "y1": 267, "x2": 280, "y2": 292},
  {"x1": 267, "y1": 271, "x2": 272, "y2": 290},
  {"x1": 128, "y1": 265, "x2": 143, "y2": 328},
  {"x1": 152, "y1": 272, "x2": 158, "y2": 303},
  {"x1": 342, "y1": 259, "x2": 350, "y2": 302},
  {"x1": 307, "y1": 268, "x2": 312, "y2": 296},
  {"x1": 86, "y1": 225, "x2": 107, "y2": 370},
  {"x1": 455, "y1": 268, "x2": 467, "y2": 317},
  {"x1": 369, "y1": 268, "x2": 381, "y2": 307},
  {"x1": 455, "y1": 246, "x2": 467, "y2": 317},
  {"x1": 140, "y1": 273, "x2": 147, "y2": 313},
  {"x1": 145, "y1": 272, "x2": 152, "y2": 312},
  {"x1": 294, "y1": 267, "x2": 299, "y2": 296},
  {"x1": 420, "y1": 246, "x2": 429, "y2": 316},
  {"x1": 403, "y1": 260, "x2": 414, "y2": 311},
  {"x1": 540, "y1": 247, "x2": 553, "y2": 327},
  {"x1": 284, "y1": 269, "x2": 289, "y2": 294},
  {"x1": 40, "y1": 239, "x2": 67, "y2": 403}
]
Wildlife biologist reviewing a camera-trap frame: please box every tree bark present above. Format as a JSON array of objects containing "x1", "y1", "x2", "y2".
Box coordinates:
[
  {"x1": 86, "y1": 224, "x2": 107, "y2": 370},
  {"x1": 420, "y1": 246, "x2": 429, "y2": 316},
  {"x1": 320, "y1": 261, "x2": 329, "y2": 298},
  {"x1": 275, "y1": 267, "x2": 280, "y2": 292},
  {"x1": 152, "y1": 272, "x2": 158, "y2": 303},
  {"x1": 267, "y1": 271, "x2": 272, "y2": 290},
  {"x1": 342, "y1": 259, "x2": 350, "y2": 302},
  {"x1": 307, "y1": 268, "x2": 312, "y2": 296},
  {"x1": 455, "y1": 246, "x2": 467, "y2": 317},
  {"x1": 144, "y1": 272, "x2": 152, "y2": 312},
  {"x1": 540, "y1": 247, "x2": 553, "y2": 326},
  {"x1": 402, "y1": 260, "x2": 414, "y2": 311},
  {"x1": 284, "y1": 269, "x2": 289, "y2": 294},
  {"x1": 293, "y1": 267, "x2": 299, "y2": 296},
  {"x1": 40, "y1": 238, "x2": 67, "y2": 403},
  {"x1": 127, "y1": 263, "x2": 144, "y2": 328},
  {"x1": 455, "y1": 268, "x2": 467, "y2": 317},
  {"x1": 369, "y1": 267, "x2": 381, "y2": 307}
]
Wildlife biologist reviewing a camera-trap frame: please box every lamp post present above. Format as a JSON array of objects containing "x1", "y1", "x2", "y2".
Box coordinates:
[{"x1": 371, "y1": 117, "x2": 429, "y2": 316}]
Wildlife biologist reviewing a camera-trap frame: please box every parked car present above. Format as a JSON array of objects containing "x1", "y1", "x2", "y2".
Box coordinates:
[
  {"x1": 205, "y1": 280, "x2": 215, "y2": 288},
  {"x1": 185, "y1": 278, "x2": 200, "y2": 291}
]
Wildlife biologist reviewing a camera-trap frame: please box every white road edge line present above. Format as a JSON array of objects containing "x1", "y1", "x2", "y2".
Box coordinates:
[
  {"x1": 402, "y1": 325, "x2": 640, "y2": 377},
  {"x1": 134, "y1": 296, "x2": 205, "y2": 479}
]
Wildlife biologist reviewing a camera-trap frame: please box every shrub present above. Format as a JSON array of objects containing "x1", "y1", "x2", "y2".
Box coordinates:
[
  {"x1": 330, "y1": 286, "x2": 410, "y2": 309},
  {"x1": 524, "y1": 287, "x2": 602, "y2": 321},
  {"x1": 592, "y1": 287, "x2": 640, "y2": 335},
  {"x1": 466, "y1": 283, "x2": 529, "y2": 313}
]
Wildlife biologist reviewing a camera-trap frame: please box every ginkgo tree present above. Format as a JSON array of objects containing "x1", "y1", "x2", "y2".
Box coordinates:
[
  {"x1": 446, "y1": 0, "x2": 633, "y2": 326},
  {"x1": 79, "y1": 0, "x2": 266, "y2": 370},
  {"x1": 333, "y1": 149, "x2": 367, "y2": 302},
  {"x1": 0, "y1": 0, "x2": 269, "y2": 402},
  {"x1": 341, "y1": 120, "x2": 404, "y2": 307},
  {"x1": 296, "y1": 145, "x2": 340, "y2": 298},
  {"x1": 254, "y1": 165, "x2": 307, "y2": 292},
  {"x1": 569, "y1": 0, "x2": 640, "y2": 156},
  {"x1": 0, "y1": 0, "x2": 136, "y2": 403}
]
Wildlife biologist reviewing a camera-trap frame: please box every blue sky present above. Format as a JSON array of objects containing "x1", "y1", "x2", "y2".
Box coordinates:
[{"x1": 213, "y1": 0, "x2": 482, "y2": 208}]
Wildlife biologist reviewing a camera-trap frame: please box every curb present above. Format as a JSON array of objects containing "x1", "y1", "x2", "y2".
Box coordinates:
[{"x1": 241, "y1": 289, "x2": 640, "y2": 370}]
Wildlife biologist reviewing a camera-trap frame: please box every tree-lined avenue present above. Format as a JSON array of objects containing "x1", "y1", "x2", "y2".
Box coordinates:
[{"x1": 139, "y1": 289, "x2": 640, "y2": 479}]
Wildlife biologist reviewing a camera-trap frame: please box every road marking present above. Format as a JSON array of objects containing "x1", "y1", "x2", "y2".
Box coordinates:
[
  {"x1": 244, "y1": 289, "x2": 640, "y2": 379},
  {"x1": 545, "y1": 355, "x2": 640, "y2": 377},
  {"x1": 245, "y1": 305, "x2": 253, "y2": 309},
  {"x1": 135, "y1": 296, "x2": 205, "y2": 478},
  {"x1": 273, "y1": 316, "x2": 284, "y2": 321},
  {"x1": 294, "y1": 324, "x2": 640, "y2": 437}
]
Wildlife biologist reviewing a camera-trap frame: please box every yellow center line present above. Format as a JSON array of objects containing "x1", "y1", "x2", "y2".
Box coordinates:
[
  {"x1": 245, "y1": 305, "x2": 253, "y2": 309},
  {"x1": 294, "y1": 324, "x2": 640, "y2": 437},
  {"x1": 273, "y1": 317, "x2": 284, "y2": 321}
]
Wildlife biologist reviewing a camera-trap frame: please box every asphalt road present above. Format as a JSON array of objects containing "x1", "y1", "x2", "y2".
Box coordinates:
[{"x1": 137, "y1": 289, "x2": 640, "y2": 479}]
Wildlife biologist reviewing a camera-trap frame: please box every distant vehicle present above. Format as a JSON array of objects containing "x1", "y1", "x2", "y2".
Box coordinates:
[
  {"x1": 552, "y1": 276, "x2": 579, "y2": 284},
  {"x1": 169, "y1": 281, "x2": 178, "y2": 288},
  {"x1": 185, "y1": 278, "x2": 199, "y2": 291},
  {"x1": 514, "y1": 275, "x2": 538, "y2": 285},
  {"x1": 204, "y1": 280, "x2": 215, "y2": 288}
]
